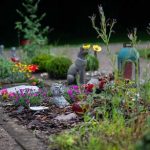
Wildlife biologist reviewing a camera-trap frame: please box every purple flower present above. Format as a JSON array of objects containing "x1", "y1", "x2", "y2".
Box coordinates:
[
  {"x1": 72, "y1": 85, "x2": 79, "y2": 90},
  {"x1": 67, "y1": 89, "x2": 73, "y2": 96},
  {"x1": 33, "y1": 93, "x2": 38, "y2": 97},
  {"x1": 25, "y1": 99, "x2": 30, "y2": 104}
]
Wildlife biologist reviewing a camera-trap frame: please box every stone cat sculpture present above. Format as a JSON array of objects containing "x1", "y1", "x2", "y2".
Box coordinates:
[{"x1": 67, "y1": 47, "x2": 89, "y2": 85}]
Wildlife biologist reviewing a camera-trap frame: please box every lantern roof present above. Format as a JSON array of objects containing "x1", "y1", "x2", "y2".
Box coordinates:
[{"x1": 118, "y1": 45, "x2": 139, "y2": 62}]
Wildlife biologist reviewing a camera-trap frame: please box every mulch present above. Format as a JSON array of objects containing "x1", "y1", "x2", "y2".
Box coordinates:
[{"x1": 1, "y1": 99, "x2": 82, "y2": 144}]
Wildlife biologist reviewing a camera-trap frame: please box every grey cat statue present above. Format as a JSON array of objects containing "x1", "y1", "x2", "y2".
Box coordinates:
[{"x1": 67, "y1": 46, "x2": 89, "y2": 85}]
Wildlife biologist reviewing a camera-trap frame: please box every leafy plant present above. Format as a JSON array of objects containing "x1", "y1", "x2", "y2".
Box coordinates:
[
  {"x1": 15, "y1": 0, "x2": 50, "y2": 57},
  {"x1": 86, "y1": 54, "x2": 99, "y2": 71},
  {"x1": 31, "y1": 54, "x2": 53, "y2": 72},
  {"x1": 138, "y1": 48, "x2": 150, "y2": 59},
  {"x1": 0, "y1": 57, "x2": 13, "y2": 79},
  {"x1": 46, "y1": 56, "x2": 72, "y2": 79}
]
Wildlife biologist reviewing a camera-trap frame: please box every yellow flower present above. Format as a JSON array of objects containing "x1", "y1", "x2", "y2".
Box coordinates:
[
  {"x1": 82, "y1": 44, "x2": 91, "y2": 49},
  {"x1": 92, "y1": 45, "x2": 102, "y2": 52}
]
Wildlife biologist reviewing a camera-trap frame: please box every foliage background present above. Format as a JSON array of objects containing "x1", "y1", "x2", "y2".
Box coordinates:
[{"x1": 0, "y1": 0, "x2": 150, "y2": 46}]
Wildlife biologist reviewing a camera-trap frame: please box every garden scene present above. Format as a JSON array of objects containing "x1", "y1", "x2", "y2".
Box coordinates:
[{"x1": 1, "y1": 0, "x2": 150, "y2": 150}]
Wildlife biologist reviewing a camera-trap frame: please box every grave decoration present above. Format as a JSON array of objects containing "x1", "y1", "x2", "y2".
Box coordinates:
[
  {"x1": 0, "y1": 44, "x2": 4, "y2": 55},
  {"x1": 117, "y1": 43, "x2": 140, "y2": 83},
  {"x1": 50, "y1": 83, "x2": 69, "y2": 108},
  {"x1": 67, "y1": 44, "x2": 102, "y2": 85},
  {"x1": 67, "y1": 45, "x2": 89, "y2": 85},
  {"x1": 10, "y1": 47, "x2": 20, "y2": 63}
]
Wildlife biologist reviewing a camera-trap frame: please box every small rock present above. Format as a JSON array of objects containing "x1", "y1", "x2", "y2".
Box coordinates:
[
  {"x1": 54, "y1": 113, "x2": 77, "y2": 122},
  {"x1": 87, "y1": 78, "x2": 99, "y2": 85},
  {"x1": 40, "y1": 73, "x2": 48, "y2": 79},
  {"x1": 52, "y1": 96, "x2": 69, "y2": 108}
]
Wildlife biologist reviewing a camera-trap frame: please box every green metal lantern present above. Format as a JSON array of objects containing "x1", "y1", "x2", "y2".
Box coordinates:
[{"x1": 117, "y1": 43, "x2": 140, "y2": 81}]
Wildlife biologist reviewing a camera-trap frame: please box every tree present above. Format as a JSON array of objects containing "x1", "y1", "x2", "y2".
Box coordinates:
[{"x1": 15, "y1": 0, "x2": 49, "y2": 57}]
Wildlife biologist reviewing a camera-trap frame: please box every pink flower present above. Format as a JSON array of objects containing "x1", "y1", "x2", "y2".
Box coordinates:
[
  {"x1": 0, "y1": 89, "x2": 8, "y2": 95},
  {"x1": 9, "y1": 92, "x2": 15, "y2": 97}
]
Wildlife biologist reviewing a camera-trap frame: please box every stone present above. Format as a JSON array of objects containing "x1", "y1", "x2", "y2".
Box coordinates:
[
  {"x1": 40, "y1": 72, "x2": 48, "y2": 79},
  {"x1": 54, "y1": 113, "x2": 77, "y2": 121},
  {"x1": 87, "y1": 78, "x2": 99, "y2": 85},
  {"x1": 52, "y1": 96, "x2": 69, "y2": 108}
]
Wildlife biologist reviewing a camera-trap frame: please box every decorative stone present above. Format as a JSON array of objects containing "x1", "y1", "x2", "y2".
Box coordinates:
[
  {"x1": 50, "y1": 83, "x2": 69, "y2": 108},
  {"x1": 67, "y1": 46, "x2": 89, "y2": 85}
]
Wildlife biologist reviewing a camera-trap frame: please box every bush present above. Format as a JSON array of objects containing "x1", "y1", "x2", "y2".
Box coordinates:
[
  {"x1": 46, "y1": 56, "x2": 72, "y2": 79},
  {"x1": 86, "y1": 54, "x2": 99, "y2": 71},
  {"x1": 0, "y1": 57, "x2": 13, "y2": 79},
  {"x1": 31, "y1": 54, "x2": 53, "y2": 72}
]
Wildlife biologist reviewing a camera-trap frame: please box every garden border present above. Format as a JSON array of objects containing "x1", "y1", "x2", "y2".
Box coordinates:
[{"x1": 0, "y1": 106, "x2": 48, "y2": 150}]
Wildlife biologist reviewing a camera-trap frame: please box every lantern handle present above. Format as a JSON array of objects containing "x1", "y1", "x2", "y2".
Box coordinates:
[{"x1": 123, "y1": 43, "x2": 133, "y2": 48}]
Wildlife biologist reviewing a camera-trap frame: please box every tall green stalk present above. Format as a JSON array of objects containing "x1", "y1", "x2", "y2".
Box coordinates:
[{"x1": 90, "y1": 5, "x2": 117, "y2": 76}]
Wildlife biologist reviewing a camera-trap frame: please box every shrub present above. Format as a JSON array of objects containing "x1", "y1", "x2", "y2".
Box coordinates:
[
  {"x1": 31, "y1": 54, "x2": 53, "y2": 72},
  {"x1": 46, "y1": 56, "x2": 72, "y2": 79},
  {"x1": 0, "y1": 57, "x2": 13, "y2": 79},
  {"x1": 86, "y1": 54, "x2": 99, "y2": 71}
]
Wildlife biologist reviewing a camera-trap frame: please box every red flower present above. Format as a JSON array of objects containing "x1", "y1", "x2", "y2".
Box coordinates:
[
  {"x1": 82, "y1": 84, "x2": 94, "y2": 92},
  {"x1": 11, "y1": 57, "x2": 19, "y2": 63},
  {"x1": 72, "y1": 101, "x2": 89, "y2": 115},
  {"x1": 86, "y1": 84, "x2": 94, "y2": 92},
  {"x1": 99, "y1": 79, "x2": 107, "y2": 89},
  {"x1": 27, "y1": 65, "x2": 39, "y2": 72}
]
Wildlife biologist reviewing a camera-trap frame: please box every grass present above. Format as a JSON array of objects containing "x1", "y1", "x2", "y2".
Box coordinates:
[{"x1": 138, "y1": 48, "x2": 150, "y2": 59}]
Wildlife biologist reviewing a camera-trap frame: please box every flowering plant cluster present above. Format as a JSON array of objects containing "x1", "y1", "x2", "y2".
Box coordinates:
[
  {"x1": 8, "y1": 88, "x2": 49, "y2": 108},
  {"x1": 0, "y1": 89, "x2": 9, "y2": 100},
  {"x1": 66, "y1": 84, "x2": 95, "y2": 102},
  {"x1": 65, "y1": 84, "x2": 94, "y2": 115},
  {"x1": 12, "y1": 63, "x2": 38, "y2": 80},
  {"x1": 67, "y1": 85, "x2": 80, "y2": 102},
  {"x1": 28, "y1": 76, "x2": 44, "y2": 87},
  {"x1": 13, "y1": 63, "x2": 38, "y2": 73}
]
